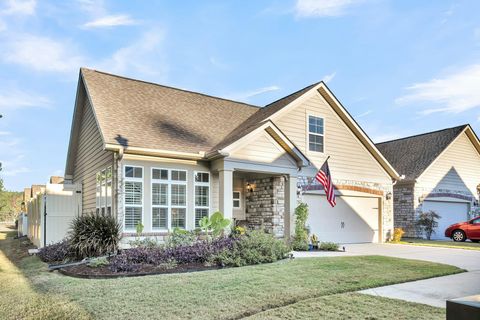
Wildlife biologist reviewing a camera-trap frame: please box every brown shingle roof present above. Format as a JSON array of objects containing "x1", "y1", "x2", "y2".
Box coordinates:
[
  {"x1": 211, "y1": 82, "x2": 320, "y2": 150},
  {"x1": 81, "y1": 68, "x2": 260, "y2": 154},
  {"x1": 81, "y1": 68, "x2": 320, "y2": 154},
  {"x1": 375, "y1": 125, "x2": 468, "y2": 181}
]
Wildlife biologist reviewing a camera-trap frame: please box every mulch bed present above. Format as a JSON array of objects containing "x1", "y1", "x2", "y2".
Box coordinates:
[{"x1": 59, "y1": 262, "x2": 222, "y2": 279}]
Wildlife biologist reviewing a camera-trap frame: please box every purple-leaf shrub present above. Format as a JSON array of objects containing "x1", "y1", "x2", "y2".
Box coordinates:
[
  {"x1": 109, "y1": 237, "x2": 236, "y2": 272},
  {"x1": 37, "y1": 239, "x2": 73, "y2": 263}
]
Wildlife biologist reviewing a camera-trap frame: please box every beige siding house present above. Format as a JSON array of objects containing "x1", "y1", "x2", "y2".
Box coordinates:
[
  {"x1": 64, "y1": 68, "x2": 399, "y2": 244},
  {"x1": 376, "y1": 125, "x2": 480, "y2": 239}
]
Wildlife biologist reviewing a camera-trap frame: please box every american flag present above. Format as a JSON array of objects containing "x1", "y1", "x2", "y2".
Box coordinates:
[{"x1": 315, "y1": 159, "x2": 336, "y2": 207}]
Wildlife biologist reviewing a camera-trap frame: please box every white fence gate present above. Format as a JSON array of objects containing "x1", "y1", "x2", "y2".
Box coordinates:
[{"x1": 27, "y1": 183, "x2": 82, "y2": 248}]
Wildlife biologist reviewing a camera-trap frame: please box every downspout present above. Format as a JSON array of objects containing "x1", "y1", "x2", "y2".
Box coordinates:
[{"x1": 43, "y1": 192, "x2": 47, "y2": 247}]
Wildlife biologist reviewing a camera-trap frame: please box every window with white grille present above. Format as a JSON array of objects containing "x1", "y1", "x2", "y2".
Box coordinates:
[{"x1": 124, "y1": 166, "x2": 143, "y2": 231}]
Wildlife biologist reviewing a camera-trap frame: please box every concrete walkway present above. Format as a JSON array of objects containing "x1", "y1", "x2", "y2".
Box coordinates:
[
  {"x1": 359, "y1": 271, "x2": 480, "y2": 308},
  {"x1": 293, "y1": 243, "x2": 480, "y2": 307}
]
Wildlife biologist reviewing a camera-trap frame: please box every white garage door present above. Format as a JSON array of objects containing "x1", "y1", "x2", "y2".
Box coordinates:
[
  {"x1": 422, "y1": 200, "x2": 469, "y2": 240},
  {"x1": 303, "y1": 194, "x2": 380, "y2": 244}
]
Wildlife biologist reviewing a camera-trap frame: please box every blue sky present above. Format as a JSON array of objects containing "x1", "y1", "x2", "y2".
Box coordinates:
[{"x1": 0, "y1": 0, "x2": 480, "y2": 191}]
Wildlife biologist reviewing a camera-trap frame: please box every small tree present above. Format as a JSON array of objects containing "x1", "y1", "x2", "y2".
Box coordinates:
[
  {"x1": 292, "y1": 203, "x2": 309, "y2": 251},
  {"x1": 416, "y1": 210, "x2": 441, "y2": 240}
]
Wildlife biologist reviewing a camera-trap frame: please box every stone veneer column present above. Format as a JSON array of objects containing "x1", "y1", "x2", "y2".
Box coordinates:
[{"x1": 245, "y1": 176, "x2": 285, "y2": 237}]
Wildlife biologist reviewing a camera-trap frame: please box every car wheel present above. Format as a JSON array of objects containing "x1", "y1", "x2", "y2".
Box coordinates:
[{"x1": 452, "y1": 230, "x2": 466, "y2": 242}]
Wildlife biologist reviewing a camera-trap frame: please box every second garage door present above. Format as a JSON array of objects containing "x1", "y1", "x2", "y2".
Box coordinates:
[
  {"x1": 422, "y1": 200, "x2": 470, "y2": 240},
  {"x1": 303, "y1": 194, "x2": 380, "y2": 244}
]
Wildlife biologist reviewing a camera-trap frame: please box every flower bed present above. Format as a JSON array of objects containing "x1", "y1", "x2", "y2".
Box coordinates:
[{"x1": 46, "y1": 230, "x2": 291, "y2": 278}]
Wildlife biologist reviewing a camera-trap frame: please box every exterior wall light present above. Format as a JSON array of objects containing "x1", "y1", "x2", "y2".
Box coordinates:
[
  {"x1": 246, "y1": 183, "x2": 254, "y2": 192},
  {"x1": 385, "y1": 192, "x2": 392, "y2": 200}
]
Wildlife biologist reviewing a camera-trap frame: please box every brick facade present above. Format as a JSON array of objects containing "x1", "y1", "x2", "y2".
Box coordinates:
[{"x1": 245, "y1": 176, "x2": 285, "y2": 237}]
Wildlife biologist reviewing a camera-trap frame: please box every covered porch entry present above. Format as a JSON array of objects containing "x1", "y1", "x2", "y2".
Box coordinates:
[{"x1": 212, "y1": 161, "x2": 299, "y2": 239}]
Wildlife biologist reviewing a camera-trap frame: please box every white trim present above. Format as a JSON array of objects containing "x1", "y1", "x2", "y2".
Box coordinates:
[
  {"x1": 123, "y1": 165, "x2": 144, "y2": 231},
  {"x1": 150, "y1": 167, "x2": 188, "y2": 230},
  {"x1": 306, "y1": 113, "x2": 325, "y2": 154},
  {"x1": 220, "y1": 120, "x2": 309, "y2": 167},
  {"x1": 233, "y1": 190, "x2": 241, "y2": 209},
  {"x1": 151, "y1": 167, "x2": 170, "y2": 231},
  {"x1": 194, "y1": 171, "x2": 210, "y2": 228},
  {"x1": 416, "y1": 127, "x2": 468, "y2": 182},
  {"x1": 266, "y1": 82, "x2": 399, "y2": 179}
]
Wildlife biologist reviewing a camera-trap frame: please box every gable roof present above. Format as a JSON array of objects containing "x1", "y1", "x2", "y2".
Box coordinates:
[
  {"x1": 67, "y1": 68, "x2": 399, "y2": 179},
  {"x1": 375, "y1": 125, "x2": 469, "y2": 181}
]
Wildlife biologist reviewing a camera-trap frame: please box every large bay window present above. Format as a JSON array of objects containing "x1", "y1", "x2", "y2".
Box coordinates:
[
  {"x1": 194, "y1": 172, "x2": 210, "y2": 228},
  {"x1": 151, "y1": 168, "x2": 187, "y2": 230},
  {"x1": 95, "y1": 166, "x2": 113, "y2": 215},
  {"x1": 124, "y1": 166, "x2": 143, "y2": 231}
]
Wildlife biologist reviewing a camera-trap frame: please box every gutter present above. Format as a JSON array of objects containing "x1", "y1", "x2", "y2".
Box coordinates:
[{"x1": 105, "y1": 144, "x2": 205, "y2": 160}]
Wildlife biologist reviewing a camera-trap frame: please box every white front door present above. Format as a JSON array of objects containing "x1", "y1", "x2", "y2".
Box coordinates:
[
  {"x1": 303, "y1": 194, "x2": 380, "y2": 244},
  {"x1": 422, "y1": 200, "x2": 470, "y2": 240}
]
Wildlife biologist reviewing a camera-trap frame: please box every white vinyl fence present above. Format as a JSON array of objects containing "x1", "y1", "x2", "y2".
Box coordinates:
[
  {"x1": 27, "y1": 183, "x2": 82, "y2": 248},
  {"x1": 17, "y1": 212, "x2": 28, "y2": 237}
]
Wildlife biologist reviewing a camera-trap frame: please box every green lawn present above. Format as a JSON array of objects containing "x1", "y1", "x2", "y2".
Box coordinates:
[
  {"x1": 246, "y1": 293, "x2": 445, "y2": 320},
  {"x1": 0, "y1": 229, "x2": 463, "y2": 320},
  {"x1": 394, "y1": 238, "x2": 480, "y2": 251}
]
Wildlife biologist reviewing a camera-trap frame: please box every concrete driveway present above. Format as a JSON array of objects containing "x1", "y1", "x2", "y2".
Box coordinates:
[{"x1": 294, "y1": 243, "x2": 480, "y2": 307}]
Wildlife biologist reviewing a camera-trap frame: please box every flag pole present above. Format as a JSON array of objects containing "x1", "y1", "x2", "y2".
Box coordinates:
[{"x1": 301, "y1": 155, "x2": 331, "y2": 195}]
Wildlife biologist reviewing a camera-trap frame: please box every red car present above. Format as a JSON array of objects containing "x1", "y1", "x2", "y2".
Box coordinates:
[{"x1": 445, "y1": 217, "x2": 480, "y2": 242}]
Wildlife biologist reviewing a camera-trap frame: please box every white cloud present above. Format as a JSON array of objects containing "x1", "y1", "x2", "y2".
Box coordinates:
[
  {"x1": 96, "y1": 29, "x2": 167, "y2": 78},
  {"x1": 322, "y1": 72, "x2": 336, "y2": 83},
  {"x1": 226, "y1": 85, "x2": 281, "y2": 101},
  {"x1": 0, "y1": 34, "x2": 85, "y2": 73},
  {"x1": 356, "y1": 109, "x2": 373, "y2": 118},
  {"x1": 83, "y1": 14, "x2": 137, "y2": 28},
  {"x1": 0, "y1": 131, "x2": 11, "y2": 136},
  {"x1": 78, "y1": 0, "x2": 137, "y2": 29},
  {"x1": 2, "y1": 0, "x2": 36, "y2": 16},
  {"x1": 295, "y1": 0, "x2": 364, "y2": 18},
  {"x1": 395, "y1": 64, "x2": 480, "y2": 115},
  {"x1": 0, "y1": 89, "x2": 50, "y2": 110}
]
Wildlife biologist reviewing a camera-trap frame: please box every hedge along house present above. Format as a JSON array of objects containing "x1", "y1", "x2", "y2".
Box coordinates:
[
  {"x1": 64, "y1": 68, "x2": 399, "y2": 245},
  {"x1": 376, "y1": 125, "x2": 480, "y2": 239}
]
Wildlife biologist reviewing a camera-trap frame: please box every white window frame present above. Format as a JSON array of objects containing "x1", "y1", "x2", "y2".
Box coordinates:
[
  {"x1": 151, "y1": 167, "x2": 188, "y2": 230},
  {"x1": 123, "y1": 165, "x2": 144, "y2": 232},
  {"x1": 194, "y1": 171, "x2": 210, "y2": 228},
  {"x1": 170, "y1": 169, "x2": 188, "y2": 229},
  {"x1": 233, "y1": 191, "x2": 241, "y2": 209},
  {"x1": 151, "y1": 168, "x2": 170, "y2": 231},
  {"x1": 306, "y1": 114, "x2": 325, "y2": 154},
  {"x1": 95, "y1": 172, "x2": 101, "y2": 214},
  {"x1": 100, "y1": 169, "x2": 106, "y2": 215},
  {"x1": 106, "y1": 166, "x2": 112, "y2": 215}
]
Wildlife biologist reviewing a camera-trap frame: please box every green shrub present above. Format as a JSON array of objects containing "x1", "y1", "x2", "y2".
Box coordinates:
[
  {"x1": 199, "y1": 211, "x2": 231, "y2": 239},
  {"x1": 166, "y1": 228, "x2": 196, "y2": 248},
  {"x1": 87, "y1": 256, "x2": 109, "y2": 268},
  {"x1": 292, "y1": 203, "x2": 309, "y2": 251},
  {"x1": 69, "y1": 213, "x2": 121, "y2": 259},
  {"x1": 129, "y1": 237, "x2": 160, "y2": 248},
  {"x1": 319, "y1": 242, "x2": 339, "y2": 251},
  {"x1": 210, "y1": 230, "x2": 290, "y2": 267},
  {"x1": 416, "y1": 210, "x2": 441, "y2": 240}
]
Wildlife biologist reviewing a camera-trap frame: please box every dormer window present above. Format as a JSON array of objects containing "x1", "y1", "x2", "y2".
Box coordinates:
[{"x1": 308, "y1": 115, "x2": 324, "y2": 153}]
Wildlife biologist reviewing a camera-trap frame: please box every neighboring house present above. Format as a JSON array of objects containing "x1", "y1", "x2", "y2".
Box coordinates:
[
  {"x1": 376, "y1": 125, "x2": 480, "y2": 239},
  {"x1": 64, "y1": 68, "x2": 399, "y2": 245}
]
